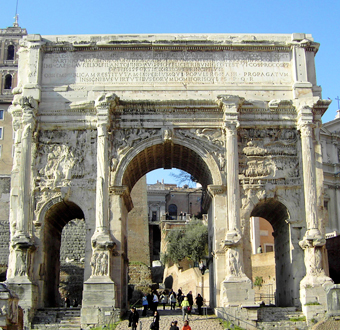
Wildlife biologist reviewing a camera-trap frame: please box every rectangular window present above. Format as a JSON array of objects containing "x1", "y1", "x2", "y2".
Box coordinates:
[
  {"x1": 12, "y1": 145, "x2": 15, "y2": 158},
  {"x1": 0, "y1": 127, "x2": 3, "y2": 139},
  {"x1": 0, "y1": 145, "x2": 2, "y2": 159},
  {"x1": 0, "y1": 110, "x2": 4, "y2": 120}
]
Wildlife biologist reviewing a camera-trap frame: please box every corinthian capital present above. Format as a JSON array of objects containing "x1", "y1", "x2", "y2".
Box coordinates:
[
  {"x1": 95, "y1": 93, "x2": 119, "y2": 128},
  {"x1": 217, "y1": 95, "x2": 244, "y2": 110},
  {"x1": 95, "y1": 93, "x2": 119, "y2": 109}
]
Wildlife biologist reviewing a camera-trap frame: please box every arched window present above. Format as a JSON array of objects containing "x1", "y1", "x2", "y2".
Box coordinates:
[
  {"x1": 168, "y1": 204, "x2": 177, "y2": 220},
  {"x1": 4, "y1": 75, "x2": 12, "y2": 90},
  {"x1": 7, "y1": 45, "x2": 15, "y2": 60}
]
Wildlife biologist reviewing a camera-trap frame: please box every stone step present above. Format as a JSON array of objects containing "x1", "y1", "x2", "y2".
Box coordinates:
[
  {"x1": 256, "y1": 320, "x2": 308, "y2": 330},
  {"x1": 31, "y1": 308, "x2": 81, "y2": 330}
]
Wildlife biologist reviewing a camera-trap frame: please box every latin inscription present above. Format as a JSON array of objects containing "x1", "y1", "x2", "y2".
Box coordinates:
[{"x1": 42, "y1": 51, "x2": 292, "y2": 85}]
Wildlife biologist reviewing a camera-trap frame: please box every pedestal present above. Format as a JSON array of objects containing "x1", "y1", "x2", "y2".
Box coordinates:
[
  {"x1": 81, "y1": 276, "x2": 118, "y2": 327},
  {"x1": 220, "y1": 275, "x2": 255, "y2": 307},
  {"x1": 6, "y1": 277, "x2": 38, "y2": 327}
]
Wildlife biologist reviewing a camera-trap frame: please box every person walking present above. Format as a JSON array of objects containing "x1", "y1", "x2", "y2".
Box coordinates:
[
  {"x1": 150, "y1": 310, "x2": 160, "y2": 330},
  {"x1": 181, "y1": 320, "x2": 192, "y2": 330},
  {"x1": 186, "y1": 291, "x2": 193, "y2": 311},
  {"x1": 181, "y1": 297, "x2": 190, "y2": 321},
  {"x1": 128, "y1": 307, "x2": 139, "y2": 330},
  {"x1": 195, "y1": 293, "x2": 203, "y2": 315},
  {"x1": 152, "y1": 290, "x2": 159, "y2": 312},
  {"x1": 170, "y1": 290, "x2": 177, "y2": 310},
  {"x1": 160, "y1": 291, "x2": 168, "y2": 310},
  {"x1": 142, "y1": 293, "x2": 148, "y2": 316}
]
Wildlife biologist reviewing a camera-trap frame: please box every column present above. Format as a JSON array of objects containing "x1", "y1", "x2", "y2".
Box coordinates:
[
  {"x1": 91, "y1": 93, "x2": 117, "y2": 246},
  {"x1": 6, "y1": 97, "x2": 38, "y2": 319},
  {"x1": 297, "y1": 102, "x2": 333, "y2": 319},
  {"x1": 8, "y1": 97, "x2": 38, "y2": 258},
  {"x1": 82, "y1": 94, "x2": 118, "y2": 326},
  {"x1": 217, "y1": 95, "x2": 254, "y2": 307}
]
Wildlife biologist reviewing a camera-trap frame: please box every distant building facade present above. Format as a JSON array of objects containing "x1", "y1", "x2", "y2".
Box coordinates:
[{"x1": 0, "y1": 22, "x2": 27, "y2": 175}]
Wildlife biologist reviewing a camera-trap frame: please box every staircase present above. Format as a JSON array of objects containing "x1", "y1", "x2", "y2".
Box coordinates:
[
  {"x1": 257, "y1": 307, "x2": 308, "y2": 330},
  {"x1": 31, "y1": 308, "x2": 81, "y2": 330}
]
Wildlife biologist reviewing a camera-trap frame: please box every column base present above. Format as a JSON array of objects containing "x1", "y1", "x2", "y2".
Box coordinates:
[
  {"x1": 6, "y1": 276, "x2": 38, "y2": 327},
  {"x1": 220, "y1": 275, "x2": 255, "y2": 307},
  {"x1": 81, "y1": 276, "x2": 117, "y2": 327},
  {"x1": 300, "y1": 275, "x2": 333, "y2": 324}
]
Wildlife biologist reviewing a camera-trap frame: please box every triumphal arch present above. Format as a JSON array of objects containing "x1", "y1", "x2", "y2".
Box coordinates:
[{"x1": 6, "y1": 33, "x2": 335, "y2": 325}]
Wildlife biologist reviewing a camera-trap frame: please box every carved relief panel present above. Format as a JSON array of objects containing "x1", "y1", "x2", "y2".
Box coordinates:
[
  {"x1": 239, "y1": 128, "x2": 300, "y2": 184},
  {"x1": 36, "y1": 130, "x2": 97, "y2": 189}
]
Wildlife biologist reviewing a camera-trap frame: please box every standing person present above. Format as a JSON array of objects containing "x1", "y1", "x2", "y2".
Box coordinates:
[
  {"x1": 170, "y1": 290, "x2": 177, "y2": 310},
  {"x1": 160, "y1": 291, "x2": 168, "y2": 310},
  {"x1": 128, "y1": 307, "x2": 139, "y2": 330},
  {"x1": 142, "y1": 293, "x2": 148, "y2": 316},
  {"x1": 152, "y1": 290, "x2": 159, "y2": 312},
  {"x1": 177, "y1": 288, "x2": 183, "y2": 308},
  {"x1": 147, "y1": 292, "x2": 153, "y2": 311},
  {"x1": 64, "y1": 296, "x2": 70, "y2": 308},
  {"x1": 195, "y1": 293, "x2": 203, "y2": 315},
  {"x1": 181, "y1": 320, "x2": 192, "y2": 330},
  {"x1": 186, "y1": 291, "x2": 193, "y2": 311},
  {"x1": 181, "y1": 297, "x2": 190, "y2": 321},
  {"x1": 150, "y1": 310, "x2": 160, "y2": 330}
]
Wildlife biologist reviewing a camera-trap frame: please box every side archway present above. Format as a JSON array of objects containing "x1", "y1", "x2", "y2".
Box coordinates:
[
  {"x1": 250, "y1": 198, "x2": 303, "y2": 307},
  {"x1": 42, "y1": 200, "x2": 85, "y2": 307}
]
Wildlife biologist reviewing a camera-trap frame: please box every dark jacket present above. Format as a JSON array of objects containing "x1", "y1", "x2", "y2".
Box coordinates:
[{"x1": 128, "y1": 310, "x2": 139, "y2": 327}]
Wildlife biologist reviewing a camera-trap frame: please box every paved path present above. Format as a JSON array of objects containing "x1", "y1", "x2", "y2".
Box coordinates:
[{"x1": 115, "y1": 308, "x2": 225, "y2": 330}]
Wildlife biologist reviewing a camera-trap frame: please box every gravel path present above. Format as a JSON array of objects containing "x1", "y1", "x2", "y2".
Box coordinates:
[{"x1": 115, "y1": 308, "x2": 225, "y2": 330}]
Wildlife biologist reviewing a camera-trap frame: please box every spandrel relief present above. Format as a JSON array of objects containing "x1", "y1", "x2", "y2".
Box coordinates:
[
  {"x1": 177, "y1": 128, "x2": 225, "y2": 153},
  {"x1": 111, "y1": 128, "x2": 158, "y2": 158},
  {"x1": 36, "y1": 130, "x2": 96, "y2": 188}
]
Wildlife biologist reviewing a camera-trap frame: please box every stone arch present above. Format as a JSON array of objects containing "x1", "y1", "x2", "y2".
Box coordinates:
[
  {"x1": 250, "y1": 198, "x2": 303, "y2": 307},
  {"x1": 113, "y1": 136, "x2": 223, "y2": 192},
  {"x1": 41, "y1": 199, "x2": 85, "y2": 307}
]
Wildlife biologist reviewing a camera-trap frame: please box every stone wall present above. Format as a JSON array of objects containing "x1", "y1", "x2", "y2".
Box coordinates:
[
  {"x1": 59, "y1": 219, "x2": 86, "y2": 304},
  {"x1": 251, "y1": 252, "x2": 276, "y2": 305},
  {"x1": 128, "y1": 176, "x2": 150, "y2": 266}
]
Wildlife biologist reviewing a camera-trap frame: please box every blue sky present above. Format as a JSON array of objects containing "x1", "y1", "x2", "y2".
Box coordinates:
[{"x1": 2, "y1": 0, "x2": 339, "y2": 185}]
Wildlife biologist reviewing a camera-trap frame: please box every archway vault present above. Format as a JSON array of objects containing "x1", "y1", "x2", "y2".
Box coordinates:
[
  {"x1": 121, "y1": 142, "x2": 215, "y2": 193},
  {"x1": 251, "y1": 198, "x2": 290, "y2": 231}
]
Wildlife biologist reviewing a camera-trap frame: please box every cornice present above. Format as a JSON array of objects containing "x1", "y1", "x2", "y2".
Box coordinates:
[{"x1": 39, "y1": 34, "x2": 300, "y2": 53}]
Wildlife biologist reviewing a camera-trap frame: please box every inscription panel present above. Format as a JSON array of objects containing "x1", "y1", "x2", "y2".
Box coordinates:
[{"x1": 42, "y1": 51, "x2": 292, "y2": 86}]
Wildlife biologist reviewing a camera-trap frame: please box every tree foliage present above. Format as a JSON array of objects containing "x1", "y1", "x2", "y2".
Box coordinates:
[
  {"x1": 162, "y1": 220, "x2": 208, "y2": 264},
  {"x1": 170, "y1": 170, "x2": 198, "y2": 187}
]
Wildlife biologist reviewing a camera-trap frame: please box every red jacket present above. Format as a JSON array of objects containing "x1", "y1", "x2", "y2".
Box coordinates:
[{"x1": 181, "y1": 325, "x2": 192, "y2": 330}]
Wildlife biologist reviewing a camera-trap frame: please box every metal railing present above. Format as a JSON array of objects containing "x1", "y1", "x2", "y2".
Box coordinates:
[{"x1": 215, "y1": 307, "x2": 260, "y2": 330}]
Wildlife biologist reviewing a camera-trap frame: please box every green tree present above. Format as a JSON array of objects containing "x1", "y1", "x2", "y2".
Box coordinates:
[{"x1": 162, "y1": 220, "x2": 208, "y2": 264}]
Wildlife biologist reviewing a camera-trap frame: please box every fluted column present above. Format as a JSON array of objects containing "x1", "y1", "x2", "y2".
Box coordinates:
[
  {"x1": 299, "y1": 123, "x2": 320, "y2": 239},
  {"x1": 91, "y1": 93, "x2": 117, "y2": 247},
  {"x1": 296, "y1": 100, "x2": 333, "y2": 317},
  {"x1": 217, "y1": 95, "x2": 254, "y2": 307},
  {"x1": 9, "y1": 96, "x2": 38, "y2": 248}
]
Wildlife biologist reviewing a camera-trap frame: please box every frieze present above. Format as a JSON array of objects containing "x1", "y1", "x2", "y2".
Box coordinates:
[{"x1": 116, "y1": 100, "x2": 219, "y2": 114}]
